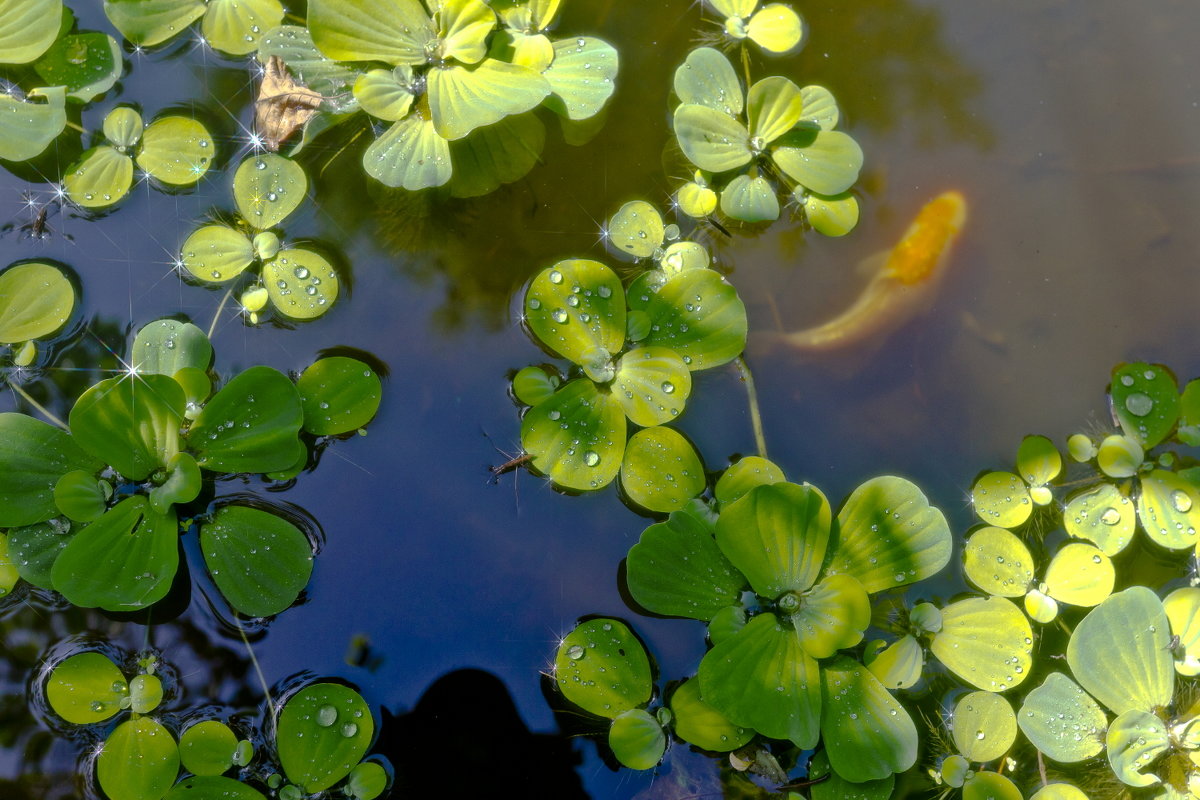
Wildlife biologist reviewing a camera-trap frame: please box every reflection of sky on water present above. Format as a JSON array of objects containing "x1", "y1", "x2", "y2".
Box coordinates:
[{"x1": 4, "y1": 0, "x2": 1200, "y2": 797}]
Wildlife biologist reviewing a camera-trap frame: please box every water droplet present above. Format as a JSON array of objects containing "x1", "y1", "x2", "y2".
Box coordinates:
[
  {"x1": 1120, "y1": 375, "x2": 1135, "y2": 386},
  {"x1": 566, "y1": 645, "x2": 585, "y2": 660},
  {"x1": 597, "y1": 285, "x2": 612, "y2": 298},
  {"x1": 528, "y1": 298, "x2": 541, "y2": 310},
  {"x1": 551, "y1": 308, "x2": 568, "y2": 323},
  {"x1": 548, "y1": 270, "x2": 563, "y2": 284},
  {"x1": 583, "y1": 451, "x2": 600, "y2": 467},
  {"x1": 317, "y1": 704, "x2": 337, "y2": 727},
  {"x1": 1124, "y1": 392, "x2": 1153, "y2": 417},
  {"x1": 661, "y1": 381, "x2": 675, "y2": 394},
  {"x1": 1100, "y1": 507, "x2": 1121, "y2": 525},
  {"x1": 340, "y1": 722, "x2": 358, "y2": 738},
  {"x1": 1173, "y1": 490, "x2": 1193, "y2": 513}
]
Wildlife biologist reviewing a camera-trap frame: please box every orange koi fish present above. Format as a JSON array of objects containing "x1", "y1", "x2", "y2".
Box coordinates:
[{"x1": 779, "y1": 190, "x2": 968, "y2": 351}]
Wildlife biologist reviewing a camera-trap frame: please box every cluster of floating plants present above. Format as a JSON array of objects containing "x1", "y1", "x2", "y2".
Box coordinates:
[
  {"x1": 38, "y1": 645, "x2": 387, "y2": 800},
  {"x1": 512, "y1": 199, "x2": 747, "y2": 509},
  {"x1": 543, "y1": 363, "x2": 1200, "y2": 800},
  {"x1": 0, "y1": 316, "x2": 382, "y2": 617},
  {"x1": 669, "y1": 1, "x2": 864, "y2": 232}
]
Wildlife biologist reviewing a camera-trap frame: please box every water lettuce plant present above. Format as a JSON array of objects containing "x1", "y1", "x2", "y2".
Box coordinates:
[
  {"x1": 179, "y1": 153, "x2": 341, "y2": 321},
  {"x1": 65, "y1": 107, "x2": 214, "y2": 209},
  {"x1": 298, "y1": 0, "x2": 618, "y2": 192},
  {"x1": 671, "y1": 46, "x2": 863, "y2": 231},
  {"x1": 39, "y1": 646, "x2": 387, "y2": 800},
  {"x1": 0, "y1": 317, "x2": 382, "y2": 616},
  {"x1": 515, "y1": 201, "x2": 746, "y2": 504},
  {"x1": 702, "y1": 0, "x2": 805, "y2": 54}
]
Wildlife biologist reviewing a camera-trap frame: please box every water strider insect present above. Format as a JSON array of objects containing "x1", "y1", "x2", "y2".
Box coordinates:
[{"x1": 1, "y1": 191, "x2": 69, "y2": 242}]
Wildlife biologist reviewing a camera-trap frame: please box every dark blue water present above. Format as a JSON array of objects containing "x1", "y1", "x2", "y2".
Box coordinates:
[{"x1": 4, "y1": 1, "x2": 1200, "y2": 797}]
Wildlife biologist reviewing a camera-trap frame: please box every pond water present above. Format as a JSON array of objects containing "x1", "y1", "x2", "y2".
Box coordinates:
[{"x1": 3, "y1": 0, "x2": 1200, "y2": 797}]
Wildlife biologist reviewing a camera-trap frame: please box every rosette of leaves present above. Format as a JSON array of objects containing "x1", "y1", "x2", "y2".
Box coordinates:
[
  {"x1": 304, "y1": 0, "x2": 616, "y2": 192},
  {"x1": 43, "y1": 649, "x2": 187, "y2": 800},
  {"x1": 64, "y1": 107, "x2": 214, "y2": 209},
  {"x1": 103, "y1": 0, "x2": 284, "y2": 56},
  {"x1": 179, "y1": 153, "x2": 341, "y2": 321},
  {"x1": 0, "y1": 260, "x2": 76, "y2": 368},
  {"x1": 670, "y1": 47, "x2": 863, "y2": 230},
  {"x1": 1057, "y1": 363, "x2": 1200, "y2": 559},
  {"x1": 273, "y1": 683, "x2": 384, "y2": 797},
  {"x1": 1016, "y1": 587, "x2": 1200, "y2": 793},
  {"x1": 702, "y1": 0, "x2": 804, "y2": 54},
  {"x1": 516, "y1": 253, "x2": 745, "y2": 504},
  {"x1": 0, "y1": 318, "x2": 382, "y2": 616},
  {"x1": 624, "y1": 463, "x2": 952, "y2": 782},
  {"x1": 961, "y1": 526, "x2": 1114, "y2": 623},
  {"x1": 928, "y1": 691, "x2": 1022, "y2": 800}
]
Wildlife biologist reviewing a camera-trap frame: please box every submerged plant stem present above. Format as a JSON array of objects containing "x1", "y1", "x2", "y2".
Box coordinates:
[
  {"x1": 734, "y1": 356, "x2": 767, "y2": 459},
  {"x1": 234, "y1": 614, "x2": 275, "y2": 722},
  {"x1": 208, "y1": 288, "x2": 233, "y2": 339},
  {"x1": 7, "y1": 381, "x2": 68, "y2": 430}
]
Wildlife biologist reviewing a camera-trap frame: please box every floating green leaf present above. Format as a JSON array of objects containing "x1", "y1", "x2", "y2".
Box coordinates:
[
  {"x1": 714, "y1": 456, "x2": 785, "y2": 507},
  {"x1": 962, "y1": 526, "x2": 1033, "y2": 597},
  {"x1": 1106, "y1": 709, "x2": 1168, "y2": 788},
  {"x1": 809, "y1": 750, "x2": 894, "y2": 800},
  {"x1": 308, "y1": 0, "x2": 433, "y2": 64},
  {"x1": 962, "y1": 771, "x2": 1022, "y2": 800},
  {"x1": 1043, "y1": 543, "x2": 1113, "y2": 607},
  {"x1": 51, "y1": 497, "x2": 178, "y2": 611},
  {"x1": 54, "y1": 470, "x2": 107, "y2": 523},
  {"x1": 554, "y1": 618, "x2": 651, "y2": 719},
  {"x1": 951, "y1": 691, "x2": 1016, "y2": 763},
  {"x1": 0, "y1": 0, "x2": 62, "y2": 64},
  {"x1": 929, "y1": 597, "x2": 1032, "y2": 693},
  {"x1": 803, "y1": 191, "x2": 859, "y2": 237},
  {"x1": 1111, "y1": 363, "x2": 1179, "y2": 449},
  {"x1": 1028, "y1": 785, "x2": 1089, "y2": 800},
  {"x1": 626, "y1": 506, "x2": 744, "y2": 620},
  {"x1": 673, "y1": 47, "x2": 742, "y2": 116},
  {"x1": 720, "y1": 173, "x2": 779, "y2": 222},
  {"x1": 543, "y1": 36, "x2": 618, "y2": 120},
  {"x1": 0, "y1": 413, "x2": 100, "y2": 527},
  {"x1": 669, "y1": 678, "x2": 753, "y2": 751},
  {"x1": 520, "y1": 379, "x2": 624, "y2": 490},
  {"x1": 137, "y1": 116, "x2": 214, "y2": 185},
  {"x1": 1063, "y1": 482, "x2": 1135, "y2": 555},
  {"x1": 525, "y1": 259, "x2": 625, "y2": 366},
  {"x1": 355, "y1": 68, "x2": 416, "y2": 121},
  {"x1": 33, "y1": 32, "x2": 123, "y2": 102},
  {"x1": 511, "y1": 365, "x2": 558, "y2": 407},
  {"x1": 0, "y1": 86, "x2": 67, "y2": 162},
  {"x1": 865, "y1": 634, "x2": 923, "y2": 691},
  {"x1": 131, "y1": 319, "x2": 213, "y2": 378},
  {"x1": 201, "y1": 504, "x2": 312, "y2": 617},
  {"x1": 187, "y1": 366, "x2": 304, "y2": 474},
  {"x1": 167, "y1": 777, "x2": 267, "y2": 800},
  {"x1": 771, "y1": 127, "x2": 864, "y2": 197},
  {"x1": 1164, "y1": 588, "x2": 1200, "y2": 675},
  {"x1": 1096, "y1": 434, "x2": 1142, "y2": 479},
  {"x1": 277, "y1": 683, "x2": 374, "y2": 793},
  {"x1": 0, "y1": 261, "x2": 74, "y2": 344},
  {"x1": 130, "y1": 673, "x2": 164, "y2": 713},
  {"x1": 70, "y1": 374, "x2": 185, "y2": 481},
  {"x1": 619, "y1": 426, "x2": 705, "y2": 513},
  {"x1": 364, "y1": 112, "x2": 452, "y2": 190},
  {"x1": 149, "y1": 452, "x2": 202, "y2": 514},
  {"x1": 608, "y1": 201, "x2": 663, "y2": 259},
  {"x1": 608, "y1": 708, "x2": 665, "y2": 770},
  {"x1": 673, "y1": 104, "x2": 751, "y2": 173},
  {"x1": 179, "y1": 720, "x2": 237, "y2": 776},
  {"x1": 181, "y1": 225, "x2": 256, "y2": 283},
  {"x1": 716, "y1": 482, "x2": 829, "y2": 598},
  {"x1": 698, "y1": 612, "x2": 820, "y2": 747},
  {"x1": 64, "y1": 146, "x2": 133, "y2": 209},
  {"x1": 791, "y1": 574, "x2": 869, "y2": 659},
  {"x1": 447, "y1": 111, "x2": 545, "y2": 198},
  {"x1": 104, "y1": 0, "x2": 207, "y2": 47},
  {"x1": 827, "y1": 475, "x2": 952, "y2": 593},
  {"x1": 971, "y1": 471, "x2": 1032, "y2": 528},
  {"x1": 97, "y1": 717, "x2": 181, "y2": 800},
  {"x1": 1137, "y1": 469, "x2": 1200, "y2": 550},
  {"x1": 1016, "y1": 672, "x2": 1107, "y2": 763},
  {"x1": 262, "y1": 248, "x2": 340, "y2": 320},
  {"x1": 746, "y1": 76, "x2": 803, "y2": 144},
  {"x1": 820, "y1": 656, "x2": 917, "y2": 781},
  {"x1": 46, "y1": 651, "x2": 128, "y2": 725},
  {"x1": 346, "y1": 762, "x2": 388, "y2": 800},
  {"x1": 428, "y1": 60, "x2": 550, "y2": 141},
  {"x1": 745, "y1": 3, "x2": 804, "y2": 53},
  {"x1": 296, "y1": 357, "x2": 382, "y2": 435},
  {"x1": 202, "y1": 0, "x2": 283, "y2": 55},
  {"x1": 234, "y1": 153, "x2": 307, "y2": 230},
  {"x1": 1067, "y1": 586, "x2": 1172, "y2": 716},
  {"x1": 630, "y1": 269, "x2": 747, "y2": 371},
  {"x1": 5, "y1": 521, "x2": 72, "y2": 589}
]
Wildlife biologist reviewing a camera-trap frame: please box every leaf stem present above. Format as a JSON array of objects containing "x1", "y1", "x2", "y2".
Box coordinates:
[
  {"x1": 64, "y1": 120, "x2": 85, "y2": 134},
  {"x1": 733, "y1": 356, "x2": 768, "y2": 459},
  {"x1": 7, "y1": 380, "x2": 68, "y2": 430}
]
